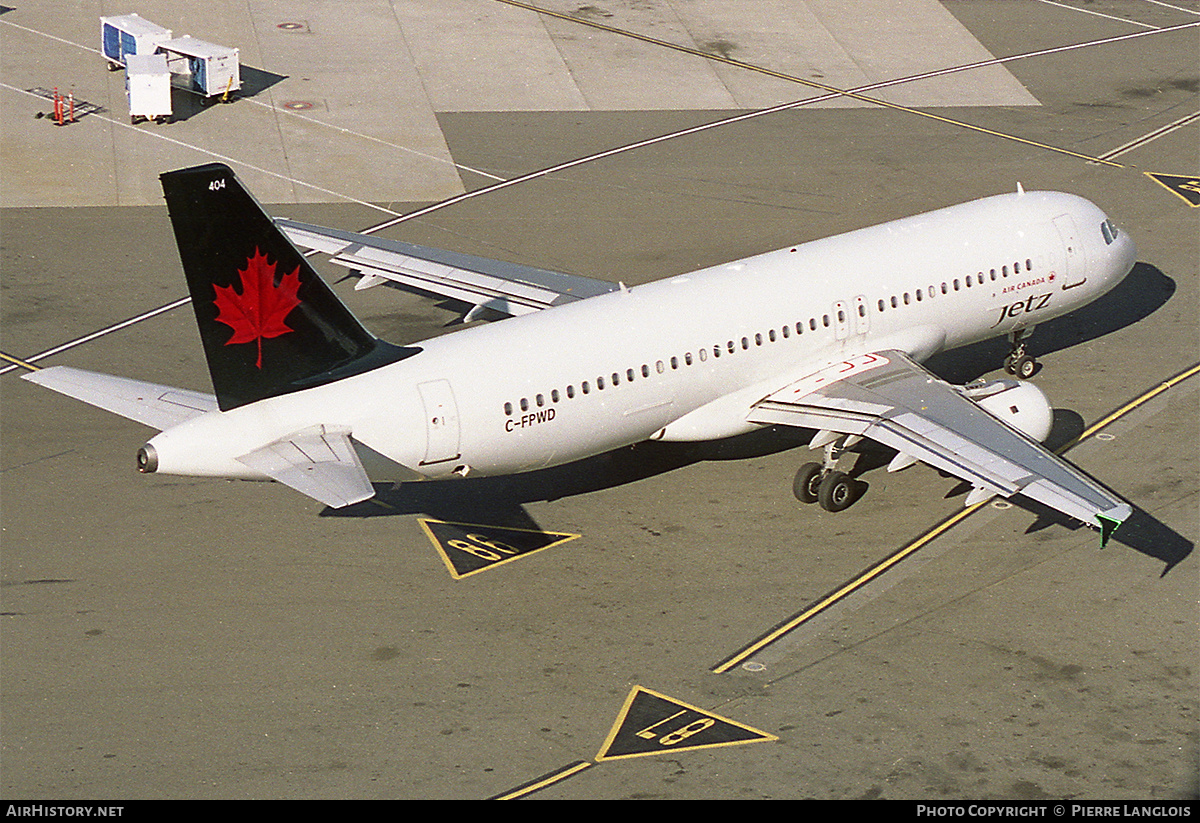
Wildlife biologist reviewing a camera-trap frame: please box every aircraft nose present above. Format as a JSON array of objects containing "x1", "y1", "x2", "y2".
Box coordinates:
[{"x1": 1114, "y1": 225, "x2": 1137, "y2": 277}]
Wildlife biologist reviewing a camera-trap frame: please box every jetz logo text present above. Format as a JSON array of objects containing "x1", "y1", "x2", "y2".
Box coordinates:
[{"x1": 990, "y1": 292, "x2": 1052, "y2": 328}]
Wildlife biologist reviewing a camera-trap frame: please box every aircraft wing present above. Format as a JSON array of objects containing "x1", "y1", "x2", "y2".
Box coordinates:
[
  {"x1": 747, "y1": 351, "x2": 1131, "y2": 542},
  {"x1": 21, "y1": 366, "x2": 218, "y2": 430},
  {"x1": 277, "y1": 218, "x2": 617, "y2": 320},
  {"x1": 235, "y1": 425, "x2": 375, "y2": 509}
]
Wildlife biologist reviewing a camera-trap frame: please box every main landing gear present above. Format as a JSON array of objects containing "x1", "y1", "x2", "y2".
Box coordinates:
[
  {"x1": 1004, "y1": 328, "x2": 1038, "y2": 379},
  {"x1": 792, "y1": 435, "x2": 865, "y2": 512}
]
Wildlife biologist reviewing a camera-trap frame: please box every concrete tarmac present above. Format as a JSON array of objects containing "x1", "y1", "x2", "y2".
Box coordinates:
[{"x1": 2, "y1": 0, "x2": 1197, "y2": 800}]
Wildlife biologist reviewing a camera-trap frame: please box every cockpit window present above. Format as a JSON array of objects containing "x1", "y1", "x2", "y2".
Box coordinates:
[{"x1": 1100, "y1": 219, "x2": 1119, "y2": 245}]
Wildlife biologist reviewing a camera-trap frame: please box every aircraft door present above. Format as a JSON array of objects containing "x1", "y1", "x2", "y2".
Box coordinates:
[
  {"x1": 853, "y1": 294, "x2": 870, "y2": 335},
  {"x1": 417, "y1": 379, "x2": 461, "y2": 466},
  {"x1": 833, "y1": 300, "x2": 850, "y2": 340},
  {"x1": 1052, "y1": 213, "x2": 1086, "y2": 282},
  {"x1": 833, "y1": 297, "x2": 869, "y2": 341}
]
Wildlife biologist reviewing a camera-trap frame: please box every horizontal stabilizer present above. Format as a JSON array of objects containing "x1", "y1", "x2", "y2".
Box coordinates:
[
  {"x1": 22, "y1": 366, "x2": 217, "y2": 430},
  {"x1": 235, "y1": 425, "x2": 374, "y2": 509}
]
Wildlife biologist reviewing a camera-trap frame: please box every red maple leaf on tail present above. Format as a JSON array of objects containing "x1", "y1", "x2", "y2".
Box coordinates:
[{"x1": 213, "y1": 247, "x2": 302, "y2": 369}]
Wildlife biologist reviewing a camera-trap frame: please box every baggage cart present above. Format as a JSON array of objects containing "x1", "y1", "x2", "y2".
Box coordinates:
[
  {"x1": 125, "y1": 53, "x2": 172, "y2": 123},
  {"x1": 100, "y1": 14, "x2": 172, "y2": 70},
  {"x1": 157, "y1": 36, "x2": 241, "y2": 103}
]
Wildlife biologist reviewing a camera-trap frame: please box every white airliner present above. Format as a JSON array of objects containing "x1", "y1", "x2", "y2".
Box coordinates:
[{"x1": 24, "y1": 163, "x2": 1137, "y2": 544}]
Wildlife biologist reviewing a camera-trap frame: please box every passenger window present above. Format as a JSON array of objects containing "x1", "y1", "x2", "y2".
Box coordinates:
[
  {"x1": 504, "y1": 402, "x2": 513, "y2": 416},
  {"x1": 655, "y1": 361, "x2": 664, "y2": 374},
  {"x1": 536, "y1": 394, "x2": 544, "y2": 407},
  {"x1": 612, "y1": 372, "x2": 620, "y2": 386},
  {"x1": 520, "y1": 398, "x2": 529, "y2": 411},
  {"x1": 551, "y1": 389, "x2": 560, "y2": 403},
  {"x1": 699, "y1": 349, "x2": 708, "y2": 362},
  {"x1": 597, "y1": 376, "x2": 606, "y2": 389},
  {"x1": 567, "y1": 385, "x2": 575, "y2": 399},
  {"x1": 582, "y1": 381, "x2": 590, "y2": 394},
  {"x1": 627, "y1": 368, "x2": 635, "y2": 382}
]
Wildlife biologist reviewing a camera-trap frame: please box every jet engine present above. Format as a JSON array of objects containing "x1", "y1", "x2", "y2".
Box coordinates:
[{"x1": 958, "y1": 378, "x2": 1054, "y2": 443}]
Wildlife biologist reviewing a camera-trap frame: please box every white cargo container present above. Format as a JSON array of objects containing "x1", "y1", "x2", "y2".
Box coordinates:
[
  {"x1": 100, "y1": 14, "x2": 172, "y2": 69},
  {"x1": 158, "y1": 36, "x2": 241, "y2": 102},
  {"x1": 125, "y1": 53, "x2": 172, "y2": 123}
]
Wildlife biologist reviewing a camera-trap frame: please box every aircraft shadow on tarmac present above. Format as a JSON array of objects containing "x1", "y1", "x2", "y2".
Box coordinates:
[
  {"x1": 925, "y1": 262, "x2": 1174, "y2": 383},
  {"x1": 324, "y1": 262, "x2": 1189, "y2": 572}
]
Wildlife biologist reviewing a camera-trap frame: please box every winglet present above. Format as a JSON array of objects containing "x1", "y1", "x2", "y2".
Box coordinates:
[{"x1": 1096, "y1": 512, "x2": 1124, "y2": 548}]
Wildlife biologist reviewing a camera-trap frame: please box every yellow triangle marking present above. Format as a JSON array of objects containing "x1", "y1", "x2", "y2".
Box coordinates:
[
  {"x1": 418, "y1": 518, "x2": 580, "y2": 579},
  {"x1": 1145, "y1": 172, "x2": 1200, "y2": 207},
  {"x1": 596, "y1": 686, "x2": 777, "y2": 761}
]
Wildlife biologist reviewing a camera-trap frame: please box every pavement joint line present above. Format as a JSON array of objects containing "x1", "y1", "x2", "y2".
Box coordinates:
[{"x1": 494, "y1": 3, "x2": 1200, "y2": 173}]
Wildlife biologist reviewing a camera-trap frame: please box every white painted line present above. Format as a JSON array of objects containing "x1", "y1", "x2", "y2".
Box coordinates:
[
  {"x1": 358, "y1": 21, "x2": 1200, "y2": 235},
  {"x1": 0, "y1": 297, "x2": 193, "y2": 376},
  {"x1": 0, "y1": 18, "x2": 504, "y2": 185},
  {"x1": 1034, "y1": 0, "x2": 1160, "y2": 29},
  {"x1": 1141, "y1": 0, "x2": 1200, "y2": 16},
  {"x1": 0, "y1": 81, "x2": 405, "y2": 217},
  {"x1": 1094, "y1": 110, "x2": 1200, "y2": 162},
  {"x1": 242, "y1": 99, "x2": 508, "y2": 182}
]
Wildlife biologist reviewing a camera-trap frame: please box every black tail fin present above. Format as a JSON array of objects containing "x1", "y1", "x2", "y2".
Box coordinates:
[{"x1": 161, "y1": 163, "x2": 391, "y2": 411}]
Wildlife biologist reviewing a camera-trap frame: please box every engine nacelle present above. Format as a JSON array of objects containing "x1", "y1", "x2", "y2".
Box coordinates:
[{"x1": 959, "y1": 378, "x2": 1054, "y2": 443}]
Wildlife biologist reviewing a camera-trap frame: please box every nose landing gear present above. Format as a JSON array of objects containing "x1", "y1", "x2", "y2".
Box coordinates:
[{"x1": 1004, "y1": 328, "x2": 1038, "y2": 378}]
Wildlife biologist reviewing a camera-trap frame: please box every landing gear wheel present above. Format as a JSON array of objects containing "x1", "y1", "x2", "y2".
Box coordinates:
[
  {"x1": 793, "y1": 462, "x2": 823, "y2": 504},
  {"x1": 1004, "y1": 352, "x2": 1037, "y2": 378},
  {"x1": 818, "y1": 471, "x2": 858, "y2": 512},
  {"x1": 1005, "y1": 330, "x2": 1036, "y2": 377},
  {"x1": 1012, "y1": 354, "x2": 1037, "y2": 378}
]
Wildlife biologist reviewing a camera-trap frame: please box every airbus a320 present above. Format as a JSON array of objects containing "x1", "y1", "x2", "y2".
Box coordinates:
[{"x1": 25, "y1": 164, "x2": 1137, "y2": 544}]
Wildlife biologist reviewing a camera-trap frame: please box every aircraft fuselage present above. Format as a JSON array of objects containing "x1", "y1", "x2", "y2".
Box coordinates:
[{"x1": 144, "y1": 190, "x2": 1136, "y2": 486}]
